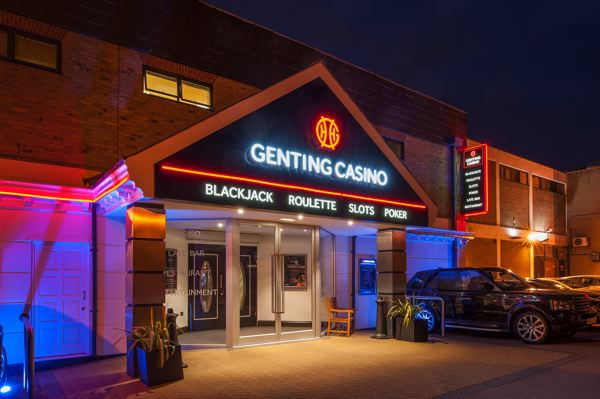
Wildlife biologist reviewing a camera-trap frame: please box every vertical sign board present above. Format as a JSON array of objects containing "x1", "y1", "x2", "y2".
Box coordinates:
[
  {"x1": 165, "y1": 248, "x2": 178, "y2": 292},
  {"x1": 461, "y1": 144, "x2": 489, "y2": 216},
  {"x1": 358, "y1": 258, "x2": 377, "y2": 295}
]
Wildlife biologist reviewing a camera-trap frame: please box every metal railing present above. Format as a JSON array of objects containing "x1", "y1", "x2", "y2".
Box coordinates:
[
  {"x1": 409, "y1": 296, "x2": 446, "y2": 337},
  {"x1": 19, "y1": 313, "x2": 34, "y2": 398}
]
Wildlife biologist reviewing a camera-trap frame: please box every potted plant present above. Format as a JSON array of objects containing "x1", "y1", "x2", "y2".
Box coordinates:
[
  {"x1": 387, "y1": 297, "x2": 428, "y2": 342},
  {"x1": 128, "y1": 321, "x2": 184, "y2": 386}
]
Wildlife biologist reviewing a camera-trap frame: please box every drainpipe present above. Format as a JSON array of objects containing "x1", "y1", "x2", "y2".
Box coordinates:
[
  {"x1": 351, "y1": 236, "x2": 356, "y2": 309},
  {"x1": 91, "y1": 203, "x2": 98, "y2": 359}
]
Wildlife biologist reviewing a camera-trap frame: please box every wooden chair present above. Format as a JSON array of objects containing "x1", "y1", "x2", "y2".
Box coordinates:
[{"x1": 327, "y1": 297, "x2": 355, "y2": 337}]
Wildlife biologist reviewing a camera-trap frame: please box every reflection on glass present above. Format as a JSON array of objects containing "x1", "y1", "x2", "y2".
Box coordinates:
[
  {"x1": 199, "y1": 260, "x2": 213, "y2": 313},
  {"x1": 240, "y1": 261, "x2": 246, "y2": 311}
]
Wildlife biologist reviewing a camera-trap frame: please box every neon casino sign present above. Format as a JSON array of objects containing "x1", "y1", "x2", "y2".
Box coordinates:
[{"x1": 247, "y1": 142, "x2": 389, "y2": 187}]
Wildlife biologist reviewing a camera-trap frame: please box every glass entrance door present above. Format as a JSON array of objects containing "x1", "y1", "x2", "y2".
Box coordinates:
[{"x1": 238, "y1": 223, "x2": 316, "y2": 346}]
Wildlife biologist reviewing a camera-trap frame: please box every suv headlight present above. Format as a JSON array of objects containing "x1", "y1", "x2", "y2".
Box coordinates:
[{"x1": 551, "y1": 299, "x2": 573, "y2": 311}]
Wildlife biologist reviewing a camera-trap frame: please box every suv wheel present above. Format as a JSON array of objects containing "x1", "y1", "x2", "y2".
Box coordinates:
[
  {"x1": 514, "y1": 311, "x2": 549, "y2": 344},
  {"x1": 416, "y1": 307, "x2": 438, "y2": 333}
]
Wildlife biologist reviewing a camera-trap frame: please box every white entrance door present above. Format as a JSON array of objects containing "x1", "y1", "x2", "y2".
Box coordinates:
[{"x1": 33, "y1": 243, "x2": 90, "y2": 359}]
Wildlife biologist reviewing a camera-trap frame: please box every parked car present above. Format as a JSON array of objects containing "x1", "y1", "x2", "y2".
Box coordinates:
[
  {"x1": 532, "y1": 277, "x2": 600, "y2": 296},
  {"x1": 407, "y1": 267, "x2": 598, "y2": 344},
  {"x1": 560, "y1": 276, "x2": 600, "y2": 289}
]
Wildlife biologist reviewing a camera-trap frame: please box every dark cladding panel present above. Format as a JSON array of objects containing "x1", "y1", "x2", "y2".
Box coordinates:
[{"x1": 155, "y1": 79, "x2": 429, "y2": 226}]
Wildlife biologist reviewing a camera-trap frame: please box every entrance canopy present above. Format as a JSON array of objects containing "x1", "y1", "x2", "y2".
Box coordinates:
[{"x1": 127, "y1": 63, "x2": 436, "y2": 226}]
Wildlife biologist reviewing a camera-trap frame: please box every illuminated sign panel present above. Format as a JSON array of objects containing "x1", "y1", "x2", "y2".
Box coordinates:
[
  {"x1": 461, "y1": 144, "x2": 488, "y2": 216},
  {"x1": 155, "y1": 79, "x2": 428, "y2": 226}
]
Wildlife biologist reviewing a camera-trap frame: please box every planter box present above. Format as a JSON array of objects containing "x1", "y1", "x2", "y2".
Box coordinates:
[
  {"x1": 136, "y1": 345, "x2": 184, "y2": 387},
  {"x1": 395, "y1": 318, "x2": 428, "y2": 342}
]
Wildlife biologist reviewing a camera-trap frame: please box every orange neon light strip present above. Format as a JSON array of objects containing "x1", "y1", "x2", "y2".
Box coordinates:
[
  {"x1": 161, "y1": 165, "x2": 427, "y2": 209},
  {"x1": 0, "y1": 176, "x2": 129, "y2": 203}
]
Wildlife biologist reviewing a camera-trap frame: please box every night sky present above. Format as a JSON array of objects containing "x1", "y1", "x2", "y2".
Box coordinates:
[{"x1": 207, "y1": 0, "x2": 600, "y2": 172}]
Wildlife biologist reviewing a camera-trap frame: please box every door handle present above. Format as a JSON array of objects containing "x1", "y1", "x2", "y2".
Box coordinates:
[
  {"x1": 82, "y1": 290, "x2": 86, "y2": 311},
  {"x1": 279, "y1": 255, "x2": 285, "y2": 314},
  {"x1": 271, "y1": 254, "x2": 277, "y2": 314}
]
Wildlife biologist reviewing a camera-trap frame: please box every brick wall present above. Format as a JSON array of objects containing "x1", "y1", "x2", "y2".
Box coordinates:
[
  {"x1": 464, "y1": 238, "x2": 497, "y2": 267},
  {"x1": 0, "y1": 27, "x2": 258, "y2": 171},
  {"x1": 377, "y1": 125, "x2": 453, "y2": 218},
  {"x1": 568, "y1": 167, "x2": 600, "y2": 274},
  {"x1": 499, "y1": 179, "x2": 529, "y2": 229},
  {"x1": 501, "y1": 240, "x2": 530, "y2": 277},
  {"x1": 532, "y1": 188, "x2": 566, "y2": 235},
  {"x1": 0, "y1": 1, "x2": 467, "y2": 145}
]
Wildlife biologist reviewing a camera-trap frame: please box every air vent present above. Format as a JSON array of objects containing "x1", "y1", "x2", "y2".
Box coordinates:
[{"x1": 573, "y1": 237, "x2": 589, "y2": 247}]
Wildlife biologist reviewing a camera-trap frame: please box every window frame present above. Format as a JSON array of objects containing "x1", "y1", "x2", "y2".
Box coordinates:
[
  {"x1": 143, "y1": 66, "x2": 213, "y2": 110},
  {"x1": 426, "y1": 270, "x2": 460, "y2": 291},
  {"x1": 499, "y1": 164, "x2": 528, "y2": 186},
  {"x1": 532, "y1": 174, "x2": 565, "y2": 195},
  {"x1": 143, "y1": 68, "x2": 179, "y2": 101},
  {"x1": 0, "y1": 25, "x2": 61, "y2": 73},
  {"x1": 383, "y1": 137, "x2": 405, "y2": 161}
]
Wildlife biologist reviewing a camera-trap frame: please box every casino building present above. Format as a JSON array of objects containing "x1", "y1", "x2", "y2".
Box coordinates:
[{"x1": 0, "y1": 1, "x2": 475, "y2": 365}]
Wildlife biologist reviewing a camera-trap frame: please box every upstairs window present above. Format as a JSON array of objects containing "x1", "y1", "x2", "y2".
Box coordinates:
[
  {"x1": 0, "y1": 30, "x2": 7, "y2": 56},
  {"x1": 14, "y1": 35, "x2": 58, "y2": 69},
  {"x1": 532, "y1": 175, "x2": 565, "y2": 195},
  {"x1": 143, "y1": 68, "x2": 212, "y2": 109},
  {"x1": 384, "y1": 137, "x2": 405, "y2": 160},
  {"x1": 144, "y1": 70, "x2": 178, "y2": 100},
  {"x1": 0, "y1": 27, "x2": 60, "y2": 71},
  {"x1": 499, "y1": 164, "x2": 528, "y2": 185}
]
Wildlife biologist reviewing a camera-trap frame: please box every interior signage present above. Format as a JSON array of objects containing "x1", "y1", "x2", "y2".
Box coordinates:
[
  {"x1": 155, "y1": 79, "x2": 428, "y2": 226},
  {"x1": 359, "y1": 258, "x2": 377, "y2": 295},
  {"x1": 461, "y1": 144, "x2": 488, "y2": 216}
]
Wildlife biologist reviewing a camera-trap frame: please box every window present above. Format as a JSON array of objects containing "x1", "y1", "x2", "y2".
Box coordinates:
[
  {"x1": 479, "y1": 268, "x2": 528, "y2": 291},
  {"x1": 499, "y1": 165, "x2": 528, "y2": 185},
  {"x1": 426, "y1": 270, "x2": 459, "y2": 291},
  {"x1": 143, "y1": 68, "x2": 212, "y2": 109},
  {"x1": 460, "y1": 270, "x2": 494, "y2": 291},
  {"x1": 0, "y1": 30, "x2": 7, "y2": 56},
  {"x1": 384, "y1": 137, "x2": 405, "y2": 160},
  {"x1": 532, "y1": 175, "x2": 565, "y2": 195},
  {"x1": 14, "y1": 35, "x2": 58, "y2": 69},
  {"x1": 407, "y1": 271, "x2": 434, "y2": 290},
  {"x1": 144, "y1": 70, "x2": 178, "y2": 100},
  {"x1": 181, "y1": 80, "x2": 211, "y2": 107},
  {"x1": 0, "y1": 27, "x2": 59, "y2": 71}
]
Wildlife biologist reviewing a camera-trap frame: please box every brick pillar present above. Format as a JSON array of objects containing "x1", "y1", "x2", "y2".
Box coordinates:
[
  {"x1": 377, "y1": 229, "x2": 407, "y2": 337},
  {"x1": 125, "y1": 203, "x2": 166, "y2": 377}
]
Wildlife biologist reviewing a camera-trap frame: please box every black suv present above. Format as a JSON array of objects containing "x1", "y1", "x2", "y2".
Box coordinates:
[{"x1": 407, "y1": 267, "x2": 597, "y2": 343}]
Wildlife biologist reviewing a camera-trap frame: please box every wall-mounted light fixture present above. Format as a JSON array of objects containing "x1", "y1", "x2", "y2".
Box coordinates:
[
  {"x1": 508, "y1": 217, "x2": 521, "y2": 239},
  {"x1": 527, "y1": 231, "x2": 549, "y2": 243}
]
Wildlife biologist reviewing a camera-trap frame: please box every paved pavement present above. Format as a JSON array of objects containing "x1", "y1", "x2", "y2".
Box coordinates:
[{"x1": 7, "y1": 327, "x2": 600, "y2": 398}]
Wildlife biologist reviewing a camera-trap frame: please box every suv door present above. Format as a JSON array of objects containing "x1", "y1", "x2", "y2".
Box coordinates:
[
  {"x1": 422, "y1": 270, "x2": 461, "y2": 325},
  {"x1": 459, "y1": 270, "x2": 505, "y2": 329}
]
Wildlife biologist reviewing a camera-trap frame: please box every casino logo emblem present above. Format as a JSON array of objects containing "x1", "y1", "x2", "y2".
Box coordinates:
[
  {"x1": 315, "y1": 116, "x2": 340, "y2": 151},
  {"x1": 470, "y1": 150, "x2": 476, "y2": 157}
]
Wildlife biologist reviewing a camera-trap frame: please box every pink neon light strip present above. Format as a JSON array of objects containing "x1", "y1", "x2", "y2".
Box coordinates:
[{"x1": 0, "y1": 176, "x2": 129, "y2": 203}]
